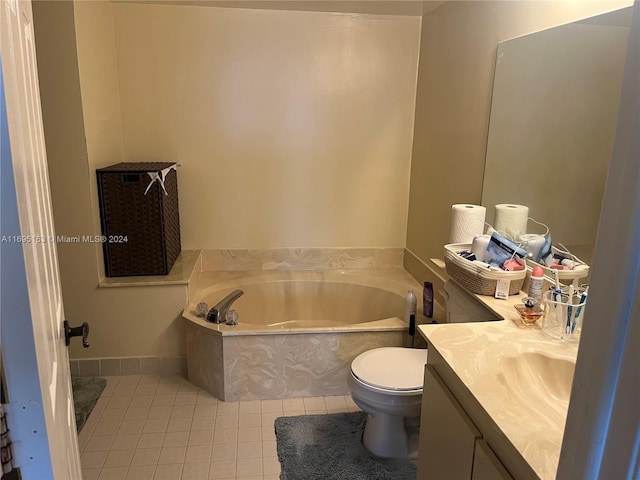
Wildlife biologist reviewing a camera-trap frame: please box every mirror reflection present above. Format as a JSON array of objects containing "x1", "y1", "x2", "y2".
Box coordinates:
[{"x1": 482, "y1": 7, "x2": 632, "y2": 265}]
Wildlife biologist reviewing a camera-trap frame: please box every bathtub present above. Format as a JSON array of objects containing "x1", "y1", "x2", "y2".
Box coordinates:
[{"x1": 183, "y1": 269, "x2": 423, "y2": 401}]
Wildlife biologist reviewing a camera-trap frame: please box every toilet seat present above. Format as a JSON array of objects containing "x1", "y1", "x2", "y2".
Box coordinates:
[{"x1": 351, "y1": 347, "x2": 427, "y2": 393}]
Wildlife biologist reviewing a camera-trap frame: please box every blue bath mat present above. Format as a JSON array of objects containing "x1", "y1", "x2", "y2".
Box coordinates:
[
  {"x1": 275, "y1": 411, "x2": 417, "y2": 479},
  {"x1": 71, "y1": 376, "x2": 106, "y2": 432}
]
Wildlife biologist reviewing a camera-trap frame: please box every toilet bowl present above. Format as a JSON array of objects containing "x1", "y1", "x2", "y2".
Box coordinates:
[{"x1": 349, "y1": 347, "x2": 428, "y2": 459}]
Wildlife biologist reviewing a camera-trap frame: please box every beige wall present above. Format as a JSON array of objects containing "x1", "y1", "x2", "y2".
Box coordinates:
[
  {"x1": 33, "y1": 0, "x2": 187, "y2": 360},
  {"x1": 33, "y1": 1, "x2": 420, "y2": 359},
  {"x1": 111, "y1": 4, "x2": 421, "y2": 249},
  {"x1": 34, "y1": 0, "x2": 630, "y2": 360},
  {"x1": 406, "y1": 0, "x2": 631, "y2": 269},
  {"x1": 73, "y1": 0, "x2": 126, "y2": 279}
]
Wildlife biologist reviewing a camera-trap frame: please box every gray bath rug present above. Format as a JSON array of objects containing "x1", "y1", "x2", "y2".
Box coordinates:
[
  {"x1": 275, "y1": 411, "x2": 417, "y2": 480},
  {"x1": 71, "y1": 376, "x2": 106, "y2": 433}
]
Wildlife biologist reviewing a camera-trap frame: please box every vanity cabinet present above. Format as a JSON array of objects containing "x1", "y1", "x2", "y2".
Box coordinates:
[
  {"x1": 418, "y1": 365, "x2": 481, "y2": 479},
  {"x1": 472, "y1": 440, "x2": 514, "y2": 480},
  {"x1": 418, "y1": 365, "x2": 513, "y2": 480}
]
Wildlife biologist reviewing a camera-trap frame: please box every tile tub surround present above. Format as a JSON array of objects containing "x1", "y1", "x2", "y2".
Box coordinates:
[
  {"x1": 200, "y1": 247, "x2": 405, "y2": 272},
  {"x1": 184, "y1": 266, "x2": 424, "y2": 401},
  {"x1": 418, "y1": 291, "x2": 579, "y2": 480},
  {"x1": 185, "y1": 323, "x2": 404, "y2": 401}
]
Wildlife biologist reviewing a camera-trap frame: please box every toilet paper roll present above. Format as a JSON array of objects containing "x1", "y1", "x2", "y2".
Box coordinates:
[
  {"x1": 494, "y1": 204, "x2": 529, "y2": 241},
  {"x1": 449, "y1": 204, "x2": 486, "y2": 244},
  {"x1": 518, "y1": 233, "x2": 546, "y2": 262},
  {"x1": 471, "y1": 235, "x2": 491, "y2": 262}
]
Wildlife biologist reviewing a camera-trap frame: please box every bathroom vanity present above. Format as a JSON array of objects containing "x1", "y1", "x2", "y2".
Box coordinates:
[{"x1": 417, "y1": 286, "x2": 579, "y2": 480}]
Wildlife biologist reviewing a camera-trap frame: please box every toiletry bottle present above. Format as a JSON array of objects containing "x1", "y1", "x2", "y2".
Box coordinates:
[
  {"x1": 423, "y1": 282, "x2": 434, "y2": 318},
  {"x1": 528, "y1": 266, "x2": 545, "y2": 302},
  {"x1": 514, "y1": 297, "x2": 543, "y2": 325},
  {"x1": 405, "y1": 289, "x2": 417, "y2": 347},
  {"x1": 404, "y1": 289, "x2": 417, "y2": 325}
]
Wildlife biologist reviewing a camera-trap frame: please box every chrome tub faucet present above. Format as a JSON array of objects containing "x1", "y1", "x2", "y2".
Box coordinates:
[{"x1": 207, "y1": 289, "x2": 244, "y2": 324}]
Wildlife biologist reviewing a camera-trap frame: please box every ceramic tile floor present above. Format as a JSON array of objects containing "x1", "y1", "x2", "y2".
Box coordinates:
[{"x1": 79, "y1": 374, "x2": 361, "y2": 480}]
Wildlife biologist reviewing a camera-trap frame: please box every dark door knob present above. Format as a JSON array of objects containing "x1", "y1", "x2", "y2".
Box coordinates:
[{"x1": 63, "y1": 320, "x2": 90, "y2": 348}]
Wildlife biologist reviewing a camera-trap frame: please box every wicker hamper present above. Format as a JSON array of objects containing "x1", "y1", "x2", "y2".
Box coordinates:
[
  {"x1": 444, "y1": 243, "x2": 526, "y2": 296},
  {"x1": 97, "y1": 162, "x2": 181, "y2": 277}
]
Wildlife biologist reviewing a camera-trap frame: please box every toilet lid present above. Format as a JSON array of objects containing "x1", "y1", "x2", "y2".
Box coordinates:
[{"x1": 351, "y1": 347, "x2": 428, "y2": 391}]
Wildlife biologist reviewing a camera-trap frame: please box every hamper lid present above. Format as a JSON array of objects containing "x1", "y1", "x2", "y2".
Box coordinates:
[
  {"x1": 97, "y1": 162, "x2": 177, "y2": 173},
  {"x1": 351, "y1": 347, "x2": 427, "y2": 391}
]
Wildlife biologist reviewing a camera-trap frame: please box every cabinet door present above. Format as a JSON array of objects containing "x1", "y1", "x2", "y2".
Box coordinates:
[
  {"x1": 418, "y1": 365, "x2": 482, "y2": 480},
  {"x1": 472, "y1": 440, "x2": 514, "y2": 480}
]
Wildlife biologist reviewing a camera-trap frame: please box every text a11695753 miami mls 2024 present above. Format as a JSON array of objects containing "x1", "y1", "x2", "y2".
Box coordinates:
[{"x1": 0, "y1": 234, "x2": 128, "y2": 244}]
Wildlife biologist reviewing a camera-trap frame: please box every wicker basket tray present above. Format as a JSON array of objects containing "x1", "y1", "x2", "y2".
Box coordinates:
[
  {"x1": 444, "y1": 243, "x2": 526, "y2": 296},
  {"x1": 525, "y1": 246, "x2": 589, "y2": 282}
]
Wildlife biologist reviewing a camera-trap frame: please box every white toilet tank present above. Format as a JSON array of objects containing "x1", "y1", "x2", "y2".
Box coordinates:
[{"x1": 443, "y1": 280, "x2": 500, "y2": 323}]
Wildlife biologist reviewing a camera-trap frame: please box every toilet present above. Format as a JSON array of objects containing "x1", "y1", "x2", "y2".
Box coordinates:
[
  {"x1": 349, "y1": 347, "x2": 428, "y2": 459},
  {"x1": 349, "y1": 280, "x2": 494, "y2": 459}
]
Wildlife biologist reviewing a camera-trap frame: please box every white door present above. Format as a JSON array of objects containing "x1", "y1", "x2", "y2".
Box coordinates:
[{"x1": 0, "y1": 0, "x2": 82, "y2": 478}]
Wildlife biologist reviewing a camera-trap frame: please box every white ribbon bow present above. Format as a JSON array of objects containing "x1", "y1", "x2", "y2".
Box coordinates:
[{"x1": 144, "y1": 164, "x2": 178, "y2": 196}]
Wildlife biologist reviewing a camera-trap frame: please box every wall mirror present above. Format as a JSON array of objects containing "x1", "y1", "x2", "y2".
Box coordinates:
[{"x1": 481, "y1": 6, "x2": 632, "y2": 265}]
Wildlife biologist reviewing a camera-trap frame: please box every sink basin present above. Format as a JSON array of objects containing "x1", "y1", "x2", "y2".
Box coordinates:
[
  {"x1": 497, "y1": 352, "x2": 576, "y2": 424},
  {"x1": 502, "y1": 352, "x2": 575, "y2": 402}
]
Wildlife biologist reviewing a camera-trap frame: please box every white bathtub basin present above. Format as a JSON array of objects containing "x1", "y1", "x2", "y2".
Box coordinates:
[
  {"x1": 199, "y1": 280, "x2": 404, "y2": 326},
  {"x1": 185, "y1": 269, "x2": 428, "y2": 334}
]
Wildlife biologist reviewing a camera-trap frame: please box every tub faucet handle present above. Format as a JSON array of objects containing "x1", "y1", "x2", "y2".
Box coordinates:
[
  {"x1": 196, "y1": 302, "x2": 209, "y2": 317},
  {"x1": 226, "y1": 309, "x2": 239, "y2": 326}
]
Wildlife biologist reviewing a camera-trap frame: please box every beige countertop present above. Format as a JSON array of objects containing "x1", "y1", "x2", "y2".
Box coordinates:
[{"x1": 418, "y1": 289, "x2": 579, "y2": 480}]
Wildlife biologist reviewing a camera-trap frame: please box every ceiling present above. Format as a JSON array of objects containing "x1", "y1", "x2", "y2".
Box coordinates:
[{"x1": 111, "y1": 0, "x2": 446, "y2": 16}]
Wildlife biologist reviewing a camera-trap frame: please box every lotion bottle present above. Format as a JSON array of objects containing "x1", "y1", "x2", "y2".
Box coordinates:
[
  {"x1": 423, "y1": 282, "x2": 434, "y2": 318},
  {"x1": 404, "y1": 289, "x2": 417, "y2": 324},
  {"x1": 405, "y1": 289, "x2": 417, "y2": 346},
  {"x1": 527, "y1": 266, "x2": 545, "y2": 302}
]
